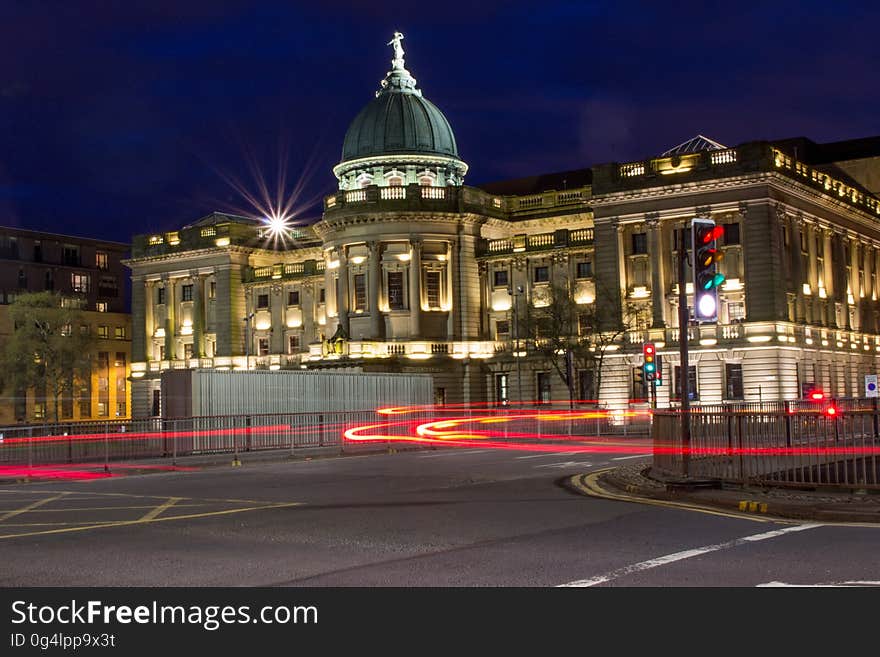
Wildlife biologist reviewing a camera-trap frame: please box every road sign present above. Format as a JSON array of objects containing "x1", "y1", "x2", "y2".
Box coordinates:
[{"x1": 866, "y1": 374, "x2": 878, "y2": 398}]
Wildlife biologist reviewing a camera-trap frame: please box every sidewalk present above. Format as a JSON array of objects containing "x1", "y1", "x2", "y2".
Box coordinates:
[{"x1": 579, "y1": 462, "x2": 880, "y2": 524}]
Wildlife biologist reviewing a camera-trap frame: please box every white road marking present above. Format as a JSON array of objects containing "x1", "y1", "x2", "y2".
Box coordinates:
[
  {"x1": 757, "y1": 580, "x2": 880, "y2": 587},
  {"x1": 515, "y1": 452, "x2": 579, "y2": 460},
  {"x1": 535, "y1": 461, "x2": 593, "y2": 469},
  {"x1": 418, "y1": 449, "x2": 490, "y2": 458},
  {"x1": 558, "y1": 523, "x2": 822, "y2": 587},
  {"x1": 612, "y1": 454, "x2": 650, "y2": 461}
]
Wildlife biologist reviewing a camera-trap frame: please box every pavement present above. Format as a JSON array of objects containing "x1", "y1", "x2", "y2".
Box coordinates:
[{"x1": 570, "y1": 462, "x2": 880, "y2": 524}]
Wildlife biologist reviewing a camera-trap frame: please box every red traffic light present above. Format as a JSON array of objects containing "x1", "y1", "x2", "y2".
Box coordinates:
[
  {"x1": 824, "y1": 405, "x2": 838, "y2": 417},
  {"x1": 700, "y1": 225, "x2": 725, "y2": 244},
  {"x1": 809, "y1": 391, "x2": 825, "y2": 401},
  {"x1": 643, "y1": 343, "x2": 655, "y2": 357}
]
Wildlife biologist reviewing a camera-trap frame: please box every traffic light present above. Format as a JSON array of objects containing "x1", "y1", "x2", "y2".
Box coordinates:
[
  {"x1": 643, "y1": 342, "x2": 656, "y2": 382},
  {"x1": 655, "y1": 354, "x2": 663, "y2": 386},
  {"x1": 691, "y1": 218, "x2": 725, "y2": 323}
]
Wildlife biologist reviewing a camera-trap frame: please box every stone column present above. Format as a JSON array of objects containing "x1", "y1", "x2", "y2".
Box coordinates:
[
  {"x1": 164, "y1": 277, "x2": 175, "y2": 360},
  {"x1": 647, "y1": 214, "x2": 665, "y2": 328},
  {"x1": 806, "y1": 223, "x2": 818, "y2": 323},
  {"x1": 447, "y1": 242, "x2": 456, "y2": 338},
  {"x1": 790, "y1": 215, "x2": 805, "y2": 323},
  {"x1": 338, "y1": 246, "x2": 350, "y2": 335},
  {"x1": 191, "y1": 271, "x2": 203, "y2": 358},
  {"x1": 409, "y1": 240, "x2": 422, "y2": 337},
  {"x1": 863, "y1": 243, "x2": 873, "y2": 332},
  {"x1": 832, "y1": 231, "x2": 848, "y2": 329},
  {"x1": 368, "y1": 240, "x2": 382, "y2": 339},
  {"x1": 322, "y1": 251, "x2": 336, "y2": 339},
  {"x1": 824, "y1": 230, "x2": 836, "y2": 328},
  {"x1": 850, "y1": 236, "x2": 860, "y2": 330}
]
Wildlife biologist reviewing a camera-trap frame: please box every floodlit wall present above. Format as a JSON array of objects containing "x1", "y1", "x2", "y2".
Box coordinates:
[{"x1": 160, "y1": 368, "x2": 432, "y2": 418}]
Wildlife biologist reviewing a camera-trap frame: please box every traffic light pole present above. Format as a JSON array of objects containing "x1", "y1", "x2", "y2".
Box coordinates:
[{"x1": 678, "y1": 226, "x2": 691, "y2": 477}]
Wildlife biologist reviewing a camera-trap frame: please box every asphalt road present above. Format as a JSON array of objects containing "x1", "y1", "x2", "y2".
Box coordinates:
[{"x1": 1, "y1": 442, "x2": 878, "y2": 587}]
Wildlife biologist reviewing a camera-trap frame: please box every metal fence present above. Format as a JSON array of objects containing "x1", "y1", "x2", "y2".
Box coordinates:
[
  {"x1": 653, "y1": 398, "x2": 880, "y2": 489},
  {"x1": 0, "y1": 403, "x2": 652, "y2": 472}
]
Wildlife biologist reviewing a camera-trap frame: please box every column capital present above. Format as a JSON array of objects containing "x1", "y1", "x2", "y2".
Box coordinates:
[
  {"x1": 645, "y1": 212, "x2": 660, "y2": 227},
  {"x1": 737, "y1": 201, "x2": 750, "y2": 217},
  {"x1": 695, "y1": 205, "x2": 711, "y2": 218}
]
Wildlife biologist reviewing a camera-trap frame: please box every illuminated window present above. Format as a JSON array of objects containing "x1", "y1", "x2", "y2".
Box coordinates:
[
  {"x1": 114, "y1": 326, "x2": 125, "y2": 339},
  {"x1": 496, "y1": 320, "x2": 510, "y2": 340},
  {"x1": 353, "y1": 274, "x2": 366, "y2": 311},
  {"x1": 257, "y1": 293, "x2": 269, "y2": 309},
  {"x1": 116, "y1": 402, "x2": 126, "y2": 417},
  {"x1": 114, "y1": 352, "x2": 126, "y2": 368},
  {"x1": 97, "y1": 325, "x2": 109, "y2": 339},
  {"x1": 388, "y1": 175, "x2": 404, "y2": 186},
  {"x1": 96, "y1": 252, "x2": 108, "y2": 270},
  {"x1": 425, "y1": 271, "x2": 441, "y2": 308},
  {"x1": 96, "y1": 301, "x2": 108, "y2": 312},
  {"x1": 387, "y1": 272, "x2": 404, "y2": 310},
  {"x1": 257, "y1": 338, "x2": 270, "y2": 356},
  {"x1": 288, "y1": 335, "x2": 301, "y2": 353},
  {"x1": 33, "y1": 402, "x2": 46, "y2": 420},
  {"x1": 181, "y1": 284, "x2": 193, "y2": 302},
  {"x1": 97, "y1": 401, "x2": 109, "y2": 417}
]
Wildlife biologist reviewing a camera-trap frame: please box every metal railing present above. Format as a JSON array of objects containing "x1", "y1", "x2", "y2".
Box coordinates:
[{"x1": 653, "y1": 398, "x2": 880, "y2": 489}]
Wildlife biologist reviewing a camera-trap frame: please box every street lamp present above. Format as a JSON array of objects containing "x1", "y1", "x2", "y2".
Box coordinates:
[{"x1": 243, "y1": 311, "x2": 255, "y2": 369}]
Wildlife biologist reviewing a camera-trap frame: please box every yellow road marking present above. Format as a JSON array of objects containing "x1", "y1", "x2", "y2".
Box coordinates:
[
  {"x1": 569, "y1": 470, "x2": 791, "y2": 524},
  {"x1": 0, "y1": 501, "x2": 303, "y2": 540},
  {"x1": 139, "y1": 497, "x2": 182, "y2": 521},
  {"x1": 0, "y1": 493, "x2": 67, "y2": 523},
  {"x1": 0, "y1": 504, "x2": 207, "y2": 513},
  {"x1": 0, "y1": 489, "x2": 295, "y2": 505}
]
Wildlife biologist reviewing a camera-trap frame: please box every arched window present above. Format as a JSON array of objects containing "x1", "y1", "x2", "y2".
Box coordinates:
[
  {"x1": 356, "y1": 172, "x2": 373, "y2": 188},
  {"x1": 418, "y1": 170, "x2": 436, "y2": 186},
  {"x1": 385, "y1": 170, "x2": 404, "y2": 186}
]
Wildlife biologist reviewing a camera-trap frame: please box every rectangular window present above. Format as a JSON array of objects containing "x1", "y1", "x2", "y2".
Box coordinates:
[
  {"x1": 723, "y1": 223, "x2": 741, "y2": 246},
  {"x1": 71, "y1": 273, "x2": 90, "y2": 293},
  {"x1": 257, "y1": 338, "x2": 270, "y2": 356},
  {"x1": 727, "y1": 301, "x2": 745, "y2": 323},
  {"x1": 159, "y1": 345, "x2": 166, "y2": 361},
  {"x1": 79, "y1": 400, "x2": 91, "y2": 418},
  {"x1": 725, "y1": 363, "x2": 744, "y2": 400},
  {"x1": 33, "y1": 240, "x2": 42, "y2": 262},
  {"x1": 96, "y1": 301, "x2": 108, "y2": 313},
  {"x1": 114, "y1": 352, "x2": 126, "y2": 368},
  {"x1": 33, "y1": 402, "x2": 46, "y2": 420},
  {"x1": 80, "y1": 324, "x2": 89, "y2": 336},
  {"x1": 98, "y1": 275, "x2": 118, "y2": 298},
  {"x1": 96, "y1": 252, "x2": 108, "y2": 270},
  {"x1": 288, "y1": 290, "x2": 300, "y2": 306},
  {"x1": 97, "y1": 325, "x2": 109, "y2": 339},
  {"x1": 181, "y1": 284, "x2": 193, "y2": 302},
  {"x1": 319, "y1": 287, "x2": 326, "y2": 303},
  {"x1": 578, "y1": 313, "x2": 592, "y2": 335},
  {"x1": 631, "y1": 232, "x2": 647, "y2": 254},
  {"x1": 533, "y1": 266, "x2": 549, "y2": 283},
  {"x1": 579, "y1": 369, "x2": 595, "y2": 402},
  {"x1": 208, "y1": 281, "x2": 216, "y2": 299},
  {"x1": 97, "y1": 401, "x2": 109, "y2": 417},
  {"x1": 353, "y1": 273, "x2": 366, "y2": 311},
  {"x1": 152, "y1": 390, "x2": 161, "y2": 417},
  {"x1": 114, "y1": 326, "x2": 125, "y2": 339},
  {"x1": 257, "y1": 293, "x2": 269, "y2": 309},
  {"x1": 493, "y1": 270, "x2": 509, "y2": 288},
  {"x1": 387, "y1": 271, "x2": 404, "y2": 310},
  {"x1": 62, "y1": 244, "x2": 80, "y2": 266},
  {"x1": 116, "y1": 401, "x2": 126, "y2": 417},
  {"x1": 536, "y1": 372, "x2": 551, "y2": 404},
  {"x1": 425, "y1": 271, "x2": 441, "y2": 308},
  {"x1": 98, "y1": 376, "x2": 109, "y2": 392},
  {"x1": 44, "y1": 270, "x2": 53, "y2": 291},
  {"x1": 674, "y1": 365, "x2": 699, "y2": 401},
  {"x1": 576, "y1": 261, "x2": 593, "y2": 279},
  {"x1": 288, "y1": 334, "x2": 301, "y2": 353},
  {"x1": 157, "y1": 287, "x2": 166, "y2": 305},
  {"x1": 496, "y1": 320, "x2": 510, "y2": 340},
  {"x1": 184, "y1": 343, "x2": 193, "y2": 360}
]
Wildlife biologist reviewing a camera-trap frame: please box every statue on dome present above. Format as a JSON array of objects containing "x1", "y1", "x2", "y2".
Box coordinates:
[{"x1": 388, "y1": 31, "x2": 405, "y2": 68}]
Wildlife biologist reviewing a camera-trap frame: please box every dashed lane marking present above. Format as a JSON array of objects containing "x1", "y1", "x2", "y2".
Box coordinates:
[
  {"x1": 515, "y1": 452, "x2": 579, "y2": 460},
  {"x1": 559, "y1": 523, "x2": 822, "y2": 587},
  {"x1": 612, "y1": 454, "x2": 651, "y2": 461}
]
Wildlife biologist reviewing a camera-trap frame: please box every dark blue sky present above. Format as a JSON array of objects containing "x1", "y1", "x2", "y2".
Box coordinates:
[{"x1": 1, "y1": 1, "x2": 877, "y2": 244}]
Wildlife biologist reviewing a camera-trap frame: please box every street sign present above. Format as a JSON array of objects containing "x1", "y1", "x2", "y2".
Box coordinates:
[{"x1": 866, "y1": 374, "x2": 878, "y2": 398}]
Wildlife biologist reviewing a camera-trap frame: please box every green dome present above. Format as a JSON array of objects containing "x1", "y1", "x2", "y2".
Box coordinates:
[{"x1": 341, "y1": 91, "x2": 459, "y2": 162}]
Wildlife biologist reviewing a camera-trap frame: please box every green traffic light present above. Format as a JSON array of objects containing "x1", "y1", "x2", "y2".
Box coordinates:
[
  {"x1": 702, "y1": 272, "x2": 726, "y2": 290},
  {"x1": 645, "y1": 363, "x2": 655, "y2": 373}
]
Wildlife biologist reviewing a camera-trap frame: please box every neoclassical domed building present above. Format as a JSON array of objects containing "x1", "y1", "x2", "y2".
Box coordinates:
[{"x1": 125, "y1": 33, "x2": 880, "y2": 417}]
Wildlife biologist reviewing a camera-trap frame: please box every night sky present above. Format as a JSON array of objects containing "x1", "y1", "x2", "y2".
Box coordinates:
[{"x1": 1, "y1": 1, "x2": 877, "y2": 245}]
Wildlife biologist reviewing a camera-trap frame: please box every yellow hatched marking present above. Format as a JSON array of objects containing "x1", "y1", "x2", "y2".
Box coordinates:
[
  {"x1": 0, "y1": 502, "x2": 303, "y2": 540},
  {"x1": 0, "y1": 493, "x2": 68, "y2": 523},
  {"x1": 139, "y1": 497, "x2": 182, "y2": 521}
]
